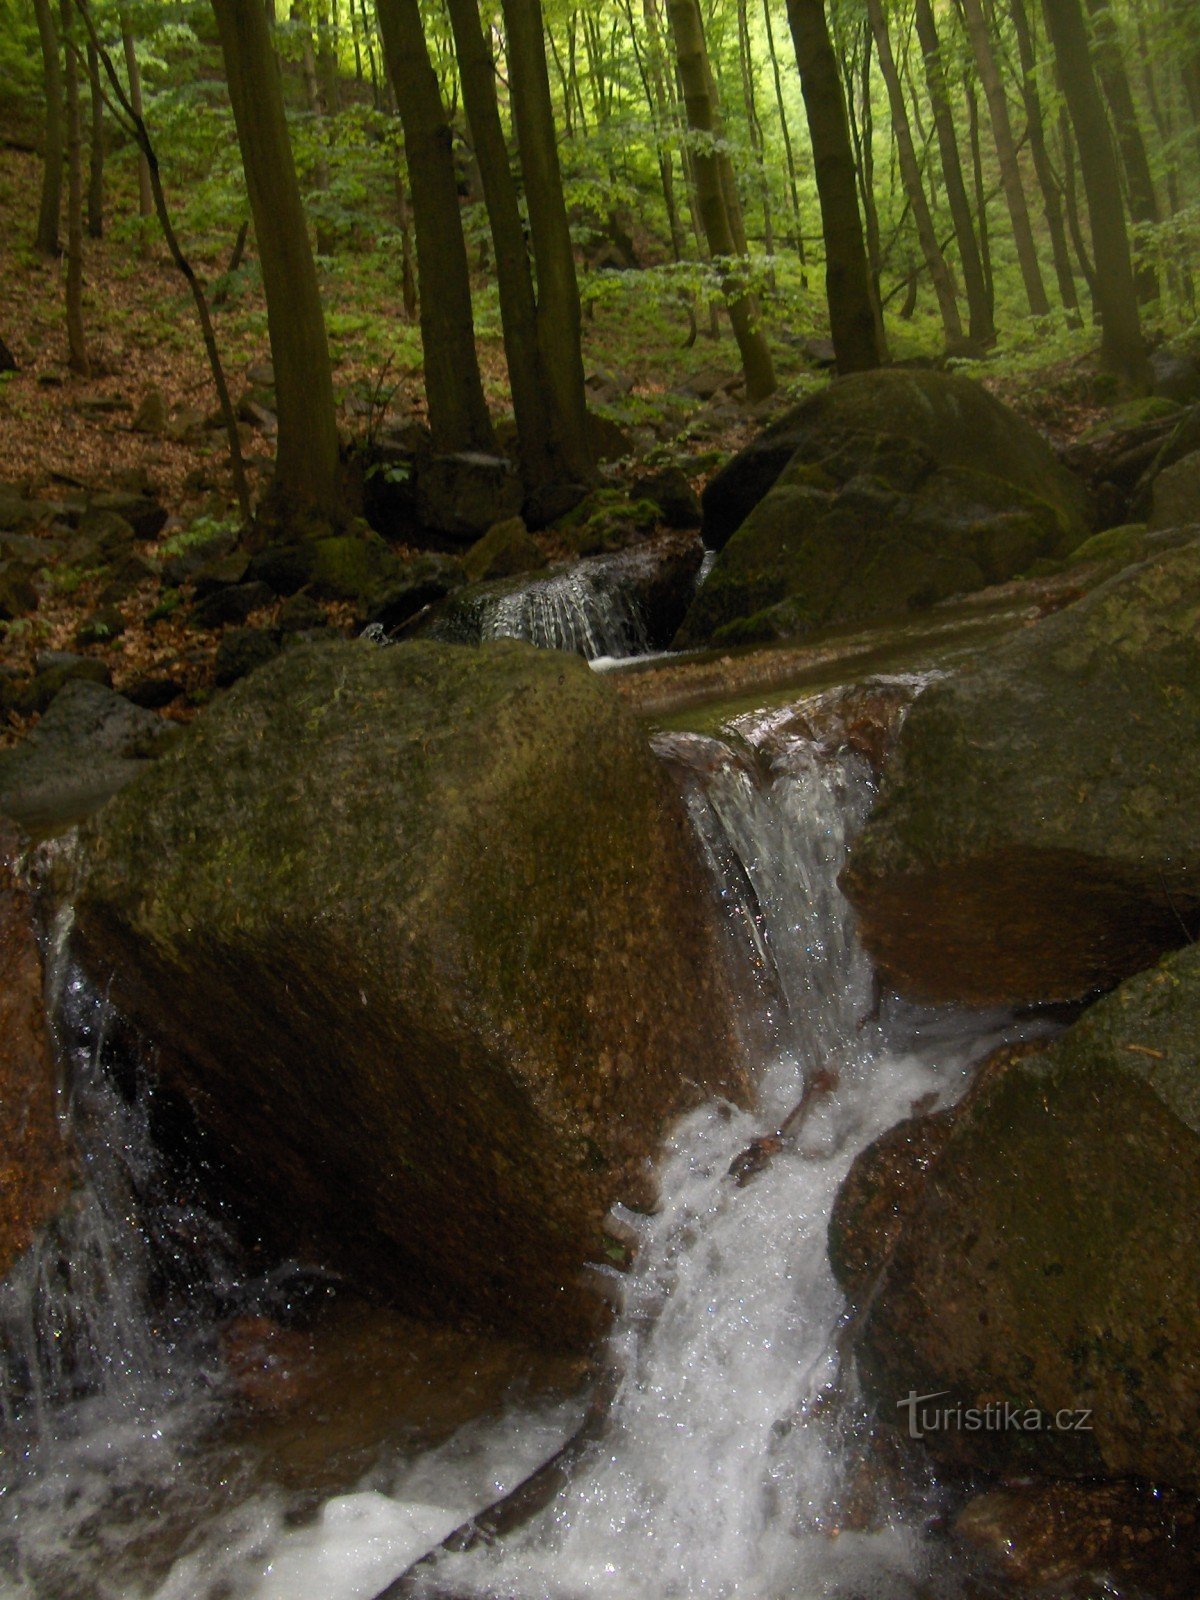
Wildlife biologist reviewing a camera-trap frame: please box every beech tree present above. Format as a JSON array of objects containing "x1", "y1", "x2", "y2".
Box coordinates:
[
  {"x1": 211, "y1": 0, "x2": 342, "y2": 526},
  {"x1": 786, "y1": 0, "x2": 884, "y2": 372},
  {"x1": 1041, "y1": 0, "x2": 1150, "y2": 385},
  {"x1": 33, "y1": 0, "x2": 63, "y2": 256},
  {"x1": 375, "y1": 0, "x2": 495, "y2": 453}
]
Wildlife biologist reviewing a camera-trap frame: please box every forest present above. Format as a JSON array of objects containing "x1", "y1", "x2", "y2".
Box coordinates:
[{"x1": 2, "y1": 1, "x2": 1200, "y2": 1596}]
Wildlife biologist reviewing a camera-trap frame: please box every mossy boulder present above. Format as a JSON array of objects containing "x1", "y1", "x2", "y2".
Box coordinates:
[
  {"x1": 833, "y1": 945, "x2": 1200, "y2": 1489},
  {"x1": 678, "y1": 372, "x2": 1091, "y2": 648},
  {"x1": 1149, "y1": 449, "x2": 1200, "y2": 529},
  {"x1": 462, "y1": 517, "x2": 546, "y2": 585},
  {"x1": 70, "y1": 640, "x2": 745, "y2": 1343},
  {"x1": 842, "y1": 537, "x2": 1200, "y2": 1005}
]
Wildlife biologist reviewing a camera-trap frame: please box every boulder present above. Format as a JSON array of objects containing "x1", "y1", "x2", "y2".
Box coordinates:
[
  {"x1": 0, "y1": 559, "x2": 38, "y2": 620},
  {"x1": 1150, "y1": 449, "x2": 1200, "y2": 529},
  {"x1": 86, "y1": 491, "x2": 167, "y2": 541},
  {"x1": 187, "y1": 581, "x2": 275, "y2": 631},
  {"x1": 842, "y1": 538, "x2": 1200, "y2": 1006},
  {"x1": 833, "y1": 944, "x2": 1200, "y2": 1490},
  {"x1": 415, "y1": 452, "x2": 523, "y2": 542},
  {"x1": 461, "y1": 517, "x2": 546, "y2": 585},
  {"x1": 213, "y1": 625, "x2": 281, "y2": 686},
  {"x1": 0, "y1": 822, "x2": 73, "y2": 1281},
  {"x1": 363, "y1": 553, "x2": 465, "y2": 634},
  {"x1": 0, "y1": 680, "x2": 173, "y2": 831},
  {"x1": 680, "y1": 371, "x2": 1091, "y2": 647},
  {"x1": 631, "y1": 465, "x2": 702, "y2": 530},
  {"x1": 247, "y1": 532, "x2": 397, "y2": 604},
  {"x1": 69, "y1": 640, "x2": 745, "y2": 1342}
]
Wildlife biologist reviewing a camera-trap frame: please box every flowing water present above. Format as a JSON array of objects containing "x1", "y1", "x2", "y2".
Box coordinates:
[{"x1": 0, "y1": 689, "x2": 1036, "y2": 1600}]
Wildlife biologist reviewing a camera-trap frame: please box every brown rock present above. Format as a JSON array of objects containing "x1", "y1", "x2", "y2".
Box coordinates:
[{"x1": 0, "y1": 824, "x2": 72, "y2": 1279}]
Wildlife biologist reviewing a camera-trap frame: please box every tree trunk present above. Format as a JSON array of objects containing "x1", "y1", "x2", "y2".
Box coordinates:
[
  {"x1": 445, "y1": 0, "x2": 558, "y2": 484},
  {"x1": 786, "y1": 0, "x2": 884, "y2": 372},
  {"x1": 376, "y1": 0, "x2": 494, "y2": 453},
  {"x1": 1058, "y1": 103, "x2": 1098, "y2": 300},
  {"x1": 960, "y1": 0, "x2": 1050, "y2": 315},
  {"x1": 737, "y1": 0, "x2": 774, "y2": 272},
  {"x1": 763, "y1": 0, "x2": 806, "y2": 278},
  {"x1": 626, "y1": 0, "x2": 687, "y2": 262},
  {"x1": 913, "y1": 0, "x2": 993, "y2": 343},
  {"x1": 1041, "y1": 0, "x2": 1149, "y2": 385},
  {"x1": 1009, "y1": 0, "x2": 1082, "y2": 323},
  {"x1": 667, "y1": 0, "x2": 776, "y2": 400},
  {"x1": 120, "y1": 12, "x2": 154, "y2": 259},
  {"x1": 33, "y1": 0, "x2": 63, "y2": 256},
  {"x1": 211, "y1": 0, "x2": 342, "y2": 523},
  {"x1": 866, "y1": 0, "x2": 963, "y2": 344},
  {"x1": 500, "y1": 0, "x2": 595, "y2": 474},
  {"x1": 964, "y1": 77, "x2": 995, "y2": 321},
  {"x1": 61, "y1": 0, "x2": 89, "y2": 376},
  {"x1": 85, "y1": 36, "x2": 103, "y2": 238},
  {"x1": 1083, "y1": 0, "x2": 1160, "y2": 304}
]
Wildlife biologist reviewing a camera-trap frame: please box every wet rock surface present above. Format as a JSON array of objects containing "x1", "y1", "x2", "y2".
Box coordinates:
[
  {"x1": 0, "y1": 822, "x2": 73, "y2": 1281},
  {"x1": 834, "y1": 946, "x2": 1200, "y2": 1489},
  {"x1": 843, "y1": 537, "x2": 1200, "y2": 1006},
  {"x1": 70, "y1": 639, "x2": 745, "y2": 1344}
]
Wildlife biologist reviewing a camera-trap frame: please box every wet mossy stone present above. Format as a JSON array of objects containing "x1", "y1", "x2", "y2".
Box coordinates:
[
  {"x1": 699, "y1": 368, "x2": 1091, "y2": 555},
  {"x1": 842, "y1": 536, "x2": 1200, "y2": 1005},
  {"x1": 71, "y1": 640, "x2": 745, "y2": 1343},
  {"x1": 837, "y1": 945, "x2": 1200, "y2": 1490},
  {"x1": 679, "y1": 371, "x2": 1090, "y2": 647},
  {"x1": 462, "y1": 517, "x2": 546, "y2": 585}
]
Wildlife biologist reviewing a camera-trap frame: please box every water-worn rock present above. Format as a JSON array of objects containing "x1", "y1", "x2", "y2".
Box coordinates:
[
  {"x1": 842, "y1": 538, "x2": 1200, "y2": 1005},
  {"x1": 70, "y1": 640, "x2": 745, "y2": 1342},
  {"x1": 363, "y1": 553, "x2": 465, "y2": 634},
  {"x1": 0, "y1": 822, "x2": 73, "y2": 1280},
  {"x1": 0, "y1": 680, "x2": 173, "y2": 831},
  {"x1": 1150, "y1": 449, "x2": 1200, "y2": 528},
  {"x1": 462, "y1": 517, "x2": 546, "y2": 585},
  {"x1": 679, "y1": 372, "x2": 1091, "y2": 647},
  {"x1": 834, "y1": 944, "x2": 1200, "y2": 1490}
]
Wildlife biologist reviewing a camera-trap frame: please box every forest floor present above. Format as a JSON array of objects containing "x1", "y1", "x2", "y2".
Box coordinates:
[{"x1": 0, "y1": 137, "x2": 1145, "y2": 747}]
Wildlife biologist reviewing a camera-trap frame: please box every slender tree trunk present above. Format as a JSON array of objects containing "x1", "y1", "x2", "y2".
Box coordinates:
[
  {"x1": 120, "y1": 11, "x2": 154, "y2": 259},
  {"x1": 61, "y1": 0, "x2": 89, "y2": 375},
  {"x1": 914, "y1": 0, "x2": 993, "y2": 343},
  {"x1": 626, "y1": 0, "x2": 687, "y2": 261},
  {"x1": 500, "y1": 0, "x2": 595, "y2": 474},
  {"x1": 211, "y1": 0, "x2": 342, "y2": 523},
  {"x1": 1009, "y1": 0, "x2": 1082, "y2": 323},
  {"x1": 786, "y1": 0, "x2": 884, "y2": 371},
  {"x1": 33, "y1": 0, "x2": 63, "y2": 256},
  {"x1": 1135, "y1": 0, "x2": 1193, "y2": 310},
  {"x1": 737, "y1": 0, "x2": 774, "y2": 272},
  {"x1": 315, "y1": 0, "x2": 341, "y2": 113},
  {"x1": 960, "y1": 0, "x2": 1051, "y2": 314},
  {"x1": 964, "y1": 77, "x2": 995, "y2": 321},
  {"x1": 85, "y1": 36, "x2": 103, "y2": 237},
  {"x1": 866, "y1": 0, "x2": 963, "y2": 343},
  {"x1": 1057, "y1": 103, "x2": 1098, "y2": 299},
  {"x1": 376, "y1": 0, "x2": 494, "y2": 453},
  {"x1": 667, "y1": 0, "x2": 776, "y2": 399},
  {"x1": 1083, "y1": 0, "x2": 1159, "y2": 304},
  {"x1": 1041, "y1": 0, "x2": 1149, "y2": 384},
  {"x1": 445, "y1": 0, "x2": 559, "y2": 484},
  {"x1": 762, "y1": 0, "x2": 806, "y2": 278},
  {"x1": 357, "y1": 0, "x2": 381, "y2": 108},
  {"x1": 844, "y1": 22, "x2": 884, "y2": 306}
]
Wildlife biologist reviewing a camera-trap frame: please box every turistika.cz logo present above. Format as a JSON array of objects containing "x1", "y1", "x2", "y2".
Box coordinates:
[{"x1": 897, "y1": 1390, "x2": 1094, "y2": 1441}]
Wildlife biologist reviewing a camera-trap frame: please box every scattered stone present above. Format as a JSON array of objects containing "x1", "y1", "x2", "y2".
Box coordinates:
[
  {"x1": 0, "y1": 336, "x2": 16, "y2": 375},
  {"x1": 631, "y1": 465, "x2": 702, "y2": 529},
  {"x1": 1150, "y1": 346, "x2": 1200, "y2": 406},
  {"x1": 132, "y1": 389, "x2": 169, "y2": 435},
  {"x1": 87, "y1": 491, "x2": 167, "y2": 541},
  {"x1": 73, "y1": 605, "x2": 126, "y2": 648},
  {"x1": 462, "y1": 518, "x2": 546, "y2": 585},
  {"x1": 522, "y1": 481, "x2": 590, "y2": 531},
  {"x1": 0, "y1": 493, "x2": 44, "y2": 534},
  {"x1": 276, "y1": 593, "x2": 326, "y2": 635},
  {"x1": 0, "y1": 560, "x2": 38, "y2": 620},
  {"x1": 363, "y1": 554, "x2": 466, "y2": 634},
  {"x1": 677, "y1": 367, "x2": 740, "y2": 401},
  {"x1": 842, "y1": 537, "x2": 1200, "y2": 1005},
  {"x1": 124, "y1": 676, "x2": 185, "y2": 710},
  {"x1": 213, "y1": 626, "x2": 281, "y2": 687},
  {"x1": 0, "y1": 680, "x2": 171, "y2": 831},
  {"x1": 70, "y1": 640, "x2": 745, "y2": 1342},
  {"x1": 586, "y1": 410, "x2": 634, "y2": 464},
  {"x1": 188, "y1": 581, "x2": 275, "y2": 631}
]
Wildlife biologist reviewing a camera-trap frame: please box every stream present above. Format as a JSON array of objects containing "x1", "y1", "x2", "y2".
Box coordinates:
[{"x1": 0, "y1": 685, "x2": 1040, "y2": 1600}]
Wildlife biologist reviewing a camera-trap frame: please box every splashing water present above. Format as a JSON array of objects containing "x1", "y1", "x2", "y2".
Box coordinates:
[
  {"x1": 0, "y1": 693, "x2": 1032, "y2": 1600},
  {"x1": 474, "y1": 568, "x2": 648, "y2": 660}
]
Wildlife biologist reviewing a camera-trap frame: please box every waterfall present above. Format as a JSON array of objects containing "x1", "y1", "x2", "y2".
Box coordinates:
[
  {"x1": 0, "y1": 691, "x2": 1027, "y2": 1600},
  {"x1": 455, "y1": 567, "x2": 648, "y2": 660}
]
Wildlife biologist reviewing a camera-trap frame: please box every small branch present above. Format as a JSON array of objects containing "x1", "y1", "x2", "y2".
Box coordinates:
[{"x1": 73, "y1": 0, "x2": 251, "y2": 523}]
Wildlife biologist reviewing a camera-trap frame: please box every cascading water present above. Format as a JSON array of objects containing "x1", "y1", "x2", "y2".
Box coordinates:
[
  {"x1": 454, "y1": 567, "x2": 649, "y2": 661},
  {"x1": 0, "y1": 690, "x2": 1035, "y2": 1600}
]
